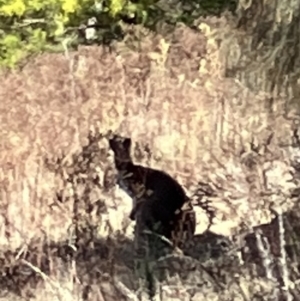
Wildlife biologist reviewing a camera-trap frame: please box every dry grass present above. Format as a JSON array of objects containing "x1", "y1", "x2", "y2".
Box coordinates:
[{"x1": 0, "y1": 14, "x2": 300, "y2": 301}]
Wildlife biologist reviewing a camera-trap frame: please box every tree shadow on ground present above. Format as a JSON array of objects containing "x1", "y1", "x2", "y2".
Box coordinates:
[
  {"x1": 1, "y1": 205, "x2": 300, "y2": 299},
  {"x1": 240, "y1": 204, "x2": 300, "y2": 282},
  {"x1": 0, "y1": 229, "x2": 233, "y2": 299},
  {"x1": 0, "y1": 230, "x2": 225, "y2": 299}
]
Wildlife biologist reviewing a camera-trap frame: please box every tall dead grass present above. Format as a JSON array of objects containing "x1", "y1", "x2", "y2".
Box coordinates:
[{"x1": 0, "y1": 17, "x2": 299, "y2": 301}]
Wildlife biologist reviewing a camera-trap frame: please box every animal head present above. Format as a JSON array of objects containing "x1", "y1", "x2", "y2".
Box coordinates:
[{"x1": 108, "y1": 134, "x2": 133, "y2": 165}]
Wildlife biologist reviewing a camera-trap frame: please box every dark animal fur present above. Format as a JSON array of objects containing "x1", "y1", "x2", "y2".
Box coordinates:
[{"x1": 108, "y1": 134, "x2": 196, "y2": 246}]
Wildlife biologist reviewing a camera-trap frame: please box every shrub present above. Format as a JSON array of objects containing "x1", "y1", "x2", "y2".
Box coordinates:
[{"x1": 0, "y1": 0, "x2": 237, "y2": 68}]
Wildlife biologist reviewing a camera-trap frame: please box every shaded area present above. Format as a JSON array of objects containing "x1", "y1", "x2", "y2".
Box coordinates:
[
  {"x1": 72, "y1": 0, "x2": 239, "y2": 47},
  {"x1": 238, "y1": 206, "x2": 300, "y2": 299},
  {"x1": 0, "y1": 231, "x2": 230, "y2": 299},
  {"x1": 2, "y1": 206, "x2": 300, "y2": 300},
  {"x1": 117, "y1": 0, "x2": 238, "y2": 29}
]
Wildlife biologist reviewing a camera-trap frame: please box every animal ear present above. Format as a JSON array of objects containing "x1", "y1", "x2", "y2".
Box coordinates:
[
  {"x1": 105, "y1": 130, "x2": 114, "y2": 140},
  {"x1": 108, "y1": 137, "x2": 116, "y2": 150}
]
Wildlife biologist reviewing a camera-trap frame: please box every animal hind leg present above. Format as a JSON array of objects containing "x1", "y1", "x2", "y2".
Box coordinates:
[{"x1": 171, "y1": 208, "x2": 196, "y2": 249}]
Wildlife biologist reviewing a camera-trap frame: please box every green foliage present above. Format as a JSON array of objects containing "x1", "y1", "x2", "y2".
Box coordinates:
[
  {"x1": 1, "y1": 0, "x2": 26, "y2": 16},
  {"x1": 0, "y1": 0, "x2": 95, "y2": 68},
  {"x1": 0, "y1": 33, "x2": 23, "y2": 67},
  {"x1": 0, "y1": 0, "x2": 238, "y2": 68}
]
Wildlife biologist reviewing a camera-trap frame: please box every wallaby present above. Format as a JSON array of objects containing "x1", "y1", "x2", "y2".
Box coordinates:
[{"x1": 108, "y1": 134, "x2": 196, "y2": 247}]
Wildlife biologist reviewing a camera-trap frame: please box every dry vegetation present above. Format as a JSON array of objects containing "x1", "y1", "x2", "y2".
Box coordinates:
[{"x1": 1, "y1": 7, "x2": 300, "y2": 301}]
